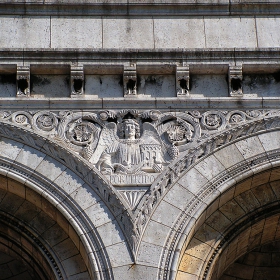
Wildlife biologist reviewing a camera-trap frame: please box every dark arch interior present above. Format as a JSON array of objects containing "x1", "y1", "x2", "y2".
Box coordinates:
[{"x1": 0, "y1": 175, "x2": 90, "y2": 280}]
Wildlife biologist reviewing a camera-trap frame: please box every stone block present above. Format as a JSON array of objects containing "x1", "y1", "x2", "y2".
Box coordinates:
[
  {"x1": 206, "y1": 210, "x2": 231, "y2": 233},
  {"x1": 29, "y1": 210, "x2": 56, "y2": 234},
  {"x1": 195, "y1": 154, "x2": 226, "y2": 181},
  {"x1": 138, "y1": 75, "x2": 176, "y2": 97},
  {"x1": 61, "y1": 254, "x2": 87, "y2": 276},
  {"x1": 251, "y1": 183, "x2": 276, "y2": 205},
  {"x1": 0, "y1": 192, "x2": 24, "y2": 214},
  {"x1": 14, "y1": 200, "x2": 41, "y2": 224},
  {"x1": 235, "y1": 136, "x2": 265, "y2": 159},
  {"x1": 0, "y1": 138, "x2": 23, "y2": 162},
  {"x1": 51, "y1": 17, "x2": 102, "y2": 48},
  {"x1": 85, "y1": 75, "x2": 123, "y2": 98},
  {"x1": 15, "y1": 145, "x2": 46, "y2": 170},
  {"x1": 31, "y1": 75, "x2": 69, "y2": 98},
  {"x1": 0, "y1": 16, "x2": 50, "y2": 48},
  {"x1": 41, "y1": 223, "x2": 68, "y2": 247},
  {"x1": 178, "y1": 168, "x2": 209, "y2": 195},
  {"x1": 256, "y1": 17, "x2": 280, "y2": 48},
  {"x1": 83, "y1": 200, "x2": 114, "y2": 228},
  {"x1": 219, "y1": 187, "x2": 235, "y2": 207},
  {"x1": 142, "y1": 220, "x2": 171, "y2": 247},
  {"x1": 54, "y1": 168, "x2": 85, "y2": 195},
  {"x1": 178, "y1": 253, "x2": 204, "y2": 276},
  {"x1": 103, "y1": 18, "x2": 154, "y2": 48},
  {"x1": 223, "y1": 262, "x2": 254, "y2": 279},
  {"x1": 234, "y1": 190, "x2": 260, "y2": 212},
  {"x1": 7, "y1": 178, "x2": 25, "y2": 198},
  {"x1": 270, "y1": 167, "x2": 280, "y2": 182},
  {"x1": 154, "y1": 18, "x2": 205, "y2": 48},
  {"x1": 96, "y1": 220, "x2": 125, "y2": 247},
  {"x1": 137, "y1": 241, "x2": 162, "y2": 267},
  {"x1": 258, "y1": 131, "x2": 280, "y2": 152},
  {"x1": 163, "y1": 183, "x2": 195, "y2": 211},
  {"x1": 214, "y1": 144, "x2": 245, "y2": 169},
  {"x1": 105, "y1": 242, "x2": 133, "y2": 267},
  {"x1": 69, "y1": 184, "x2": 100, "y2": 211},
  {"x1": 53, "y1": 238, "x2": 79, "y2": 261},
  {"x1": 176, "y1": 271, "x2": 199, "y2": 280},
  {"x1": 234, "y1": 177, "x2": 252, "y2": 197},
  {"x1": 185, "y1": 237, "x2": 212, "y2": 260},
  {"x1": 194, "y1": 223, "x2": 221, "y2": 247},
  {"x1": 204, "y1": 17, "x2": 257, "y2": 48},
  {"x1": 152, "y1": 200, "x2": 181, "y2": 227},
  {"x1": 190, "y1": 75, "x2": 228, "y2": 97},
  {"x1": 219, "y1": 199, "x2": 245, "y2": 222},
  {"x1": 35, "y1": 155, "x2": 66, "y2": 182},
  {"x1": 113, "y1": 265, "x2": 158, "y2": 280}
]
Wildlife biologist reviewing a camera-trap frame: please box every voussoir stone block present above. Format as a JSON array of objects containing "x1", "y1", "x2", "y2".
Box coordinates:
[
  {"x1": 195, "y1": 155, "x2": 226, "y2": 181},
  {"x1": 235, "y1": 136, "x2": 266, "y2": 159},
  {"x1": 15, "y1": 145, "x2": 46, "y2": 171},
  {"x1": 0, "y1": 138, "x2": 24, "y2": 162},
  {"x1": 163, "y1": 183, "x2": 196, "y2": 211},
  {"x1": 214, "y1": 144, "x2": 245, "y2": 169},
  {"x1": 178, "y1": 168, "x2": 209, "y2": 195}
]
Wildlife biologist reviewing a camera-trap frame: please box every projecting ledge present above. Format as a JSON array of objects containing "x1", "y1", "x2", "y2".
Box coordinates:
[{"x1": 0, "y1": 97, "x2": 275, "y2": 110}]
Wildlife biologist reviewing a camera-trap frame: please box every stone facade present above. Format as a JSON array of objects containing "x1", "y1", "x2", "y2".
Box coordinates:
[{"x1": 0, "y1": 1, "x2": 280, "y2": 279}]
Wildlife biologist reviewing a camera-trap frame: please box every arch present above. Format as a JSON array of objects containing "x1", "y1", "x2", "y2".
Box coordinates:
[
  {"x1": 0, "y1": 130, "x2": 133, "y2": 279},
  {"x1": 136, "y1": 121, "x2": 280, "y2": 280}
]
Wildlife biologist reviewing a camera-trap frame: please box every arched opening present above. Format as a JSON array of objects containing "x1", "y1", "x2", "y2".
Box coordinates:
[
  {"x1": 176, "y1": 168, "x2": 280, "y2": 280},
  {"x1": 0, "y1": 175, "x2": 90, "y2": 279}
]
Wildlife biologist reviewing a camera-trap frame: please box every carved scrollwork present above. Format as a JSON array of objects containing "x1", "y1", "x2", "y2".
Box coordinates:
[
  {"x1": 201, "y1": 111, "x2": 226, "y2": 130},
  {"x1": 32, "y1": 111, "x2": 58, "y2": 134}
]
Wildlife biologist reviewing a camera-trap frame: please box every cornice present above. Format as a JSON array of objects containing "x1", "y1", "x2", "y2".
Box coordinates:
[{"x1": 0, "y1": 1, "x2": 279, "y2": 16}]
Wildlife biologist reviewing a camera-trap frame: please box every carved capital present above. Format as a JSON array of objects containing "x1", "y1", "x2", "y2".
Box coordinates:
[
  {"x1": 16, "y1": 66, "x2": 30, "y2": 97},
  {"x1": 123, "y1": 65, "x2": 137, "y2": 96},
  {"x1": 228, "y1": 65, "x2": 243, "y2": 97},
  {"x1": 70, "y1": 65, "x2": 84, "y2": 96},
  {"x1": 176, "y1": 65, "x2": 190, "y2": 96}
]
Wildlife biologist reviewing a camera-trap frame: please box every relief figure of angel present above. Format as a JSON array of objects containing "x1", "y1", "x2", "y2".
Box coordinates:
[{"x1": 94, "y1": 119, "x2": 166, "y2": 175}]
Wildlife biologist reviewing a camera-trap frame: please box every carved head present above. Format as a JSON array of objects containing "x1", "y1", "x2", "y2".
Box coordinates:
[{"x1": 121, "y1": 119, "x2": 140, "y2": 139}]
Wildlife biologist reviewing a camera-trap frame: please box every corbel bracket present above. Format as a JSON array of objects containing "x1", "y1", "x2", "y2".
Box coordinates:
[{"x1": 17, "y1": 66, "x2": 30, "y2": 97}]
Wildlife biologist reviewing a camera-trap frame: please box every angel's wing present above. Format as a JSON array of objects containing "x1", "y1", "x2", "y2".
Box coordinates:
[
  {"x1": 99, "y1": 122, "x2": 119, "y2": 146},
  {"x1": 89, "y1": 122, "x2": 119, "y2": 164},
  {"x1": 141, "y1": 123, "x2": 167, "y2": 149}
]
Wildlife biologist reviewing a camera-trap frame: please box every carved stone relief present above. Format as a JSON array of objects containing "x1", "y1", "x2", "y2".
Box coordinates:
[{"x1": 1, "y1": 109, "x2": 280, "y2": 260}]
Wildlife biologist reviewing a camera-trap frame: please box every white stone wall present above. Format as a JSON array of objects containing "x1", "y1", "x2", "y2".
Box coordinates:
[{"x1": 0, "y1": 16, "x2": 279, "y2": 49}]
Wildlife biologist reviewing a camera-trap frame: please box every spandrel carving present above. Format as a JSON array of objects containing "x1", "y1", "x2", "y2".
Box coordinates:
[{"x1": 93, "y1": 119, "x2": 166, "y2": 178}]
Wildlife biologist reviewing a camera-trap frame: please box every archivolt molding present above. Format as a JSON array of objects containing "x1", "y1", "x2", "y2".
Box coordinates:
[
  {"x1": 0, "y1": 154, "x2": 112, "y2": 280},
  {"x1": 158, "y1": 149, "x2": 280, "y2": 280}
]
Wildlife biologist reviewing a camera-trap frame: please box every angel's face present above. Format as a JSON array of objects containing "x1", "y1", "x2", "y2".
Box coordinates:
[{"x1": 124, "y1": 123, "x2": 136, "y2": 139}]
